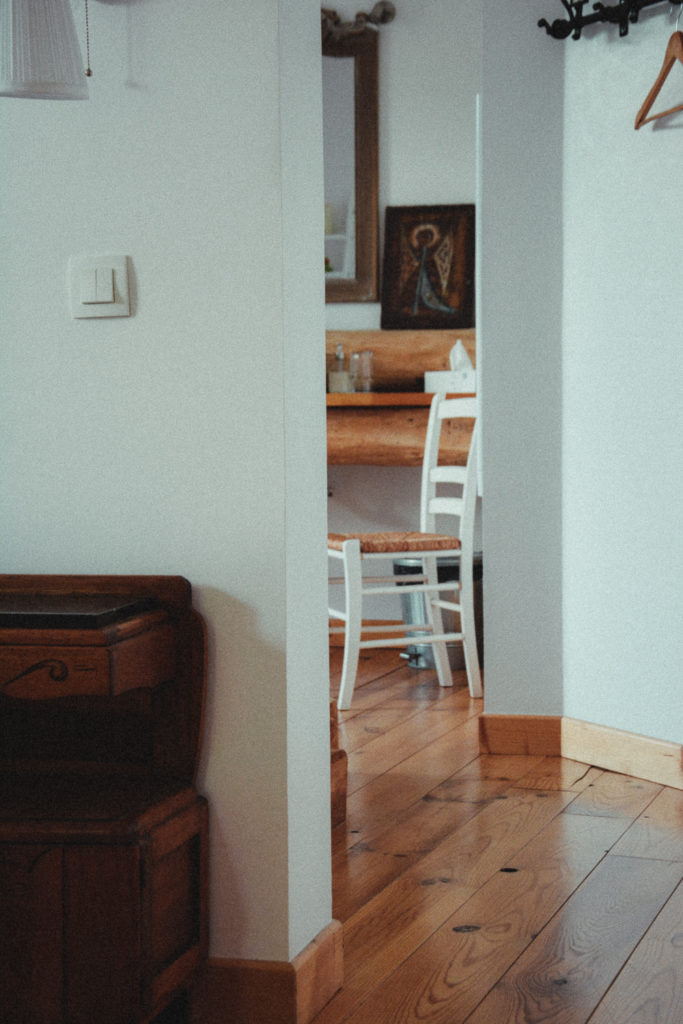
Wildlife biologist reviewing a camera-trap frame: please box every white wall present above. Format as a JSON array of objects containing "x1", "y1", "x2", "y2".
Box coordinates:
[
  {"x1": 3, "y1": 2, "x2": 680, "y2": 990},
  {"x1": 480, "y1": 0, "x2": 682, "y2": 745},
  {"x1": 479, "y1": 0, "x2": 565, "y2": 715},
  {"x1": 0, "y1": 0, "x2": 331, "y2": 963},
  {"x1": 326, "y1": 0, "x2": 482, "y2": 333},
  {"x1": 327, "y1": 0, "x2": 483, "y2": 548},
  {"x1": 562, "y1": 16, "x2": 683, "y2": 743}
]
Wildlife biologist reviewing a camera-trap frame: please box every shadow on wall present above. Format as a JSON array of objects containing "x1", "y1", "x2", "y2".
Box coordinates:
[{"x1": 192, "y1": 586, "x2": 289, "y2": 954}]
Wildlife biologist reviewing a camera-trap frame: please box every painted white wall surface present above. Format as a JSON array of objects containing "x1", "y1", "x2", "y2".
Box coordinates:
[
  {"x1": 561, "y1": 17, "x2": 683, "y2": 744},
  {"x1": 278, "y1": 2, "x2": 332, "y2": 956},
  {"x1": 327, "y1": 0, "x2": 483, "y2": 544},
  {"x1": 0, "y1": 0, "x2": 331, "y2": 963},
  {"x1": 381, "y1": 0, "x2": 481, "y2": 210},
  {"x1": 325, "y1": 0, "x2": 482, "y2": 331},
  {"x1": 480, "y1": 0, "x2": 682, "y2": 744},
  {"x1": 479, "y1": 0, "x2": 565, "y2": 715}
]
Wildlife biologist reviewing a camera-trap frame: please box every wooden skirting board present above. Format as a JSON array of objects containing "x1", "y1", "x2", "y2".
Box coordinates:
[
  {"x1": 479, "y1": 714, "x2": 683, "y2": 791},
  {"x1": 190, "y1": 921, "x2": 343, "y2": 1024}
]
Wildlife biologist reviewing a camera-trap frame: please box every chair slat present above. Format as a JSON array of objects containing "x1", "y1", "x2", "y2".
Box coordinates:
[
  {"x1": 437, "y1": 397, "x2": 477, "y2": 418},
  {"x1": 427, "y1": 496, "x2": 465, "y2": 517},
  {"x1": 429, "y1": 466, "x2": 467, "y2": 484}
]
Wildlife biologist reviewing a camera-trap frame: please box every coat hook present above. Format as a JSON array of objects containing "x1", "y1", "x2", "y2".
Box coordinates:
[{"x1": 539, "y1": 0, "x2": 683, "y2": 40}]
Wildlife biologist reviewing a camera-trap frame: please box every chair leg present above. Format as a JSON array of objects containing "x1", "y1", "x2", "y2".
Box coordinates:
[
  {"x1": 423, "y1": 555, "x2": 453, "y2": 689},
  {"x1": 460, "y1": 570, "x2": 482, "y2": 698},
  {"x1": 337, "y1": 539, "x2": 362, "y2": 711}
]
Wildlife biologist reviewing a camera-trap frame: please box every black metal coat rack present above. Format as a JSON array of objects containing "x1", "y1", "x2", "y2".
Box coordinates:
[{"x1": 539, "y1": 0, "x2": 682, "y2": 39}]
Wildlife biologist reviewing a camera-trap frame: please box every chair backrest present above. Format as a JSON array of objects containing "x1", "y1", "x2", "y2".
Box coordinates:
[{"x1": 419, "y1": 395, "x2": 478, "y2": 544}]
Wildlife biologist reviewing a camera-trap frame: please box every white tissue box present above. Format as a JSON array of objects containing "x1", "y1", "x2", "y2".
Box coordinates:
[{"x1": 424, "y1": 369, "x2": 475, "y2": 393}]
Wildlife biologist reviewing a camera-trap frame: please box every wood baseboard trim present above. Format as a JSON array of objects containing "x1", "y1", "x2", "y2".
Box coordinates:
[
  {"x1": 479, "y1": 714, "x2": 683, "y2": 791},
  {"x1": 190, "y1": 920, "x2": 343, "y2": 1024},
  {"x1": 561, "y1": 718, "x2": 683, "y2": 791},
  {"x1": 478, "y1": 714, "x2": 562, "y2": 756}
]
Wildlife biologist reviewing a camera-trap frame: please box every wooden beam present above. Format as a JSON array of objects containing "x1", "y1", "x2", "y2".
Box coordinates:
[
  {"x1": 326, "y1": 329, "x2": 476, "y2": 392},
  {"x1": 327, "y1": 403, "x2": 473, "y2": 466}
]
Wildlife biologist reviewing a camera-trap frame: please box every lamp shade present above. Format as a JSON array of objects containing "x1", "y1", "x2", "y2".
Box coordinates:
[{"x1": 0, "y1": 0, "x2": 88, "y2": 99}]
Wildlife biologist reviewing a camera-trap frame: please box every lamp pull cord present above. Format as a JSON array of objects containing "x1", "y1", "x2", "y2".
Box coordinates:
[{"x1": 85, "y1": 0, "x2": 92, "y2": 77}]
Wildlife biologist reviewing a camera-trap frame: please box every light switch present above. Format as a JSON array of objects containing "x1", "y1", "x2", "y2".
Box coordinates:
[
  {"x1": 69, "y1": 255, "x2": 131, "y2": 318},
  {"x1": 80, "y1": 269, "x2": 99, "y2": 304},
  {"x1": 96, "y1": 267, "x2": 115, "y2": 303}
]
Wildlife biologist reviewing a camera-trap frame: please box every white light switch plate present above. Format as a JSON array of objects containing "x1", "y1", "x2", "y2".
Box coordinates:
[{"x1": 69, "y1": 254, "x2": 130, "y2": 318}]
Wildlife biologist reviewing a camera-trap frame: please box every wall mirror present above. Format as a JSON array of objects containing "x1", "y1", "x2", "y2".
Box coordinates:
[{"x1": 322, "y1": 25, "x2": 379, "y2": 302}]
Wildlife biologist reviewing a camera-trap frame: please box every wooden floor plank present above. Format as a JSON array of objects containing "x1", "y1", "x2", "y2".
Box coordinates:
[
  {"x1": 340, "y1": 705, "x2": 427, "y2": 754},
  {"x1": 343, "y1": 717, "x2": 481, "y2": 846},
  {"x1": 564, "y1": 770, "x2": 662, "y2": 820},
  {"x1": 334, "y1": 776, "x2": 546, "y2": 921},
  {"x1": 466, "y1": 855, "x2": 683, "y2": 1024},
  {"x1": 454, "y1": 753, "x2": 549, "y2": 782},
  {"x1": 330, "y1": 647, "x2": 399, "y2": 692},
  {"x1": 610, "y1": 787, "x2": 683, "y2": 862},
  {"x1": 334, "y1": 755, "x2": 561, "y2": 920},
  {"x1": 338, "y1": 687, "x2": 473, "y2": 755},
  {"x1": 343, "y1": 753, "x2": 550, "y2": 855},
  {"x1": 314, "y1": 651, "x2": 683, "y2": 1024},
  {"x1": 514, "y1": 756, "x2": 601, "y2": 793},
  {"x1": 587, "y1": 881, "x2": 683, "y2": 1024},
  {"x1": 331, "y1": 651, "x2": 469, "y2": 719},
  {"x1": 338, "y1": 814, "x2": 628, "y2": 1024},
  {"x1": 317, "y1": 790, "x2": 577, "y2": 1024},
  {"x1": 347, "y1": 700, "x2": 479, "y2": 794}
]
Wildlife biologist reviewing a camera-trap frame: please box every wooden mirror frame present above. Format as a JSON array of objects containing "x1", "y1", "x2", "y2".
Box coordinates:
[{"x1": 323, "y1": 29, "x2": 379, "y2": 303}]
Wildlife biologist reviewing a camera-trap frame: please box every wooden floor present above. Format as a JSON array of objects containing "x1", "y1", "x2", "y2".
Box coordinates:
[{"x1": 316, "y1": 648, "x2": 683, "y2": 1024}]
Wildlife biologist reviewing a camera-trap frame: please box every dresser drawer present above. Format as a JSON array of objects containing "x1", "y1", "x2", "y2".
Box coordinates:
[{"x1": 0, "y1": 620, "x2": 176, "y2": 699}]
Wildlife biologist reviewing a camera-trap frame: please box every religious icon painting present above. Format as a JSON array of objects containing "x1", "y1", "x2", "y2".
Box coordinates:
[{"x1": 380, "y1": 205, "x2": 475, "y2": 330}]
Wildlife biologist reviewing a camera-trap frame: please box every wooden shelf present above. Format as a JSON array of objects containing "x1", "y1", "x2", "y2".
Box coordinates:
[
  {"x1": 327, "y1": 392, "x2": 431, "y2": 407},
  {"x1": 326, "y1": 392, "x2": 474, "y2": 407},
  {"x1": 326, "y1": 329, "x2": 476, "y2": 392}
]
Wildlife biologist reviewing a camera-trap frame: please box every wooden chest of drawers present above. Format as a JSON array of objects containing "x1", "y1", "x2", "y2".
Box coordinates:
[
  {"x1": 0, "y1": 781, "x2": 207, "y2": 1024},
  {"x1": 0, "y1": 575, "x2": 208, "y2": 1024},
  {"x1": 0, "y1": 592, "x2": 177, "y2": 700}
]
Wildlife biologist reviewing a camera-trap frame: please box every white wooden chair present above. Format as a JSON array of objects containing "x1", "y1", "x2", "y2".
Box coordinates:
[{"x1": 328, "y1": 394, "x2": 482, "y2": 710}]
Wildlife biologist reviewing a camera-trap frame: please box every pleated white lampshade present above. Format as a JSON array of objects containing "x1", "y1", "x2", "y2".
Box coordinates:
[{"x1": 0, "y1": 0, "x2": 88, "y2": 99}]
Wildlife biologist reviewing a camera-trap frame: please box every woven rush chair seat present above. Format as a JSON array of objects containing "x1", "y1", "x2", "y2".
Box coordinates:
[{"x1": 328, "y1": 532, "x2": 462, "y2": 554}]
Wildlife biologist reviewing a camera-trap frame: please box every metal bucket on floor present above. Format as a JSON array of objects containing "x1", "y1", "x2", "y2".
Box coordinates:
[{"x1": 393, "y1": 554, "x2": 483, "y2": 670}]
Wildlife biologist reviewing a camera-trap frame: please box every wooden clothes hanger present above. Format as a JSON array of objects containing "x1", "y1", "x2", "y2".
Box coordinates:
[{"x1": 635, "y1": 27, "x2": 683, "y2": 128}]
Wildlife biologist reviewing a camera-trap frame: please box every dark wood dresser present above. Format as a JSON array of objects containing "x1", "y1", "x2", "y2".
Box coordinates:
[{"x1": 0, "y1": 575, "x2": 208, "y2": 1024}]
